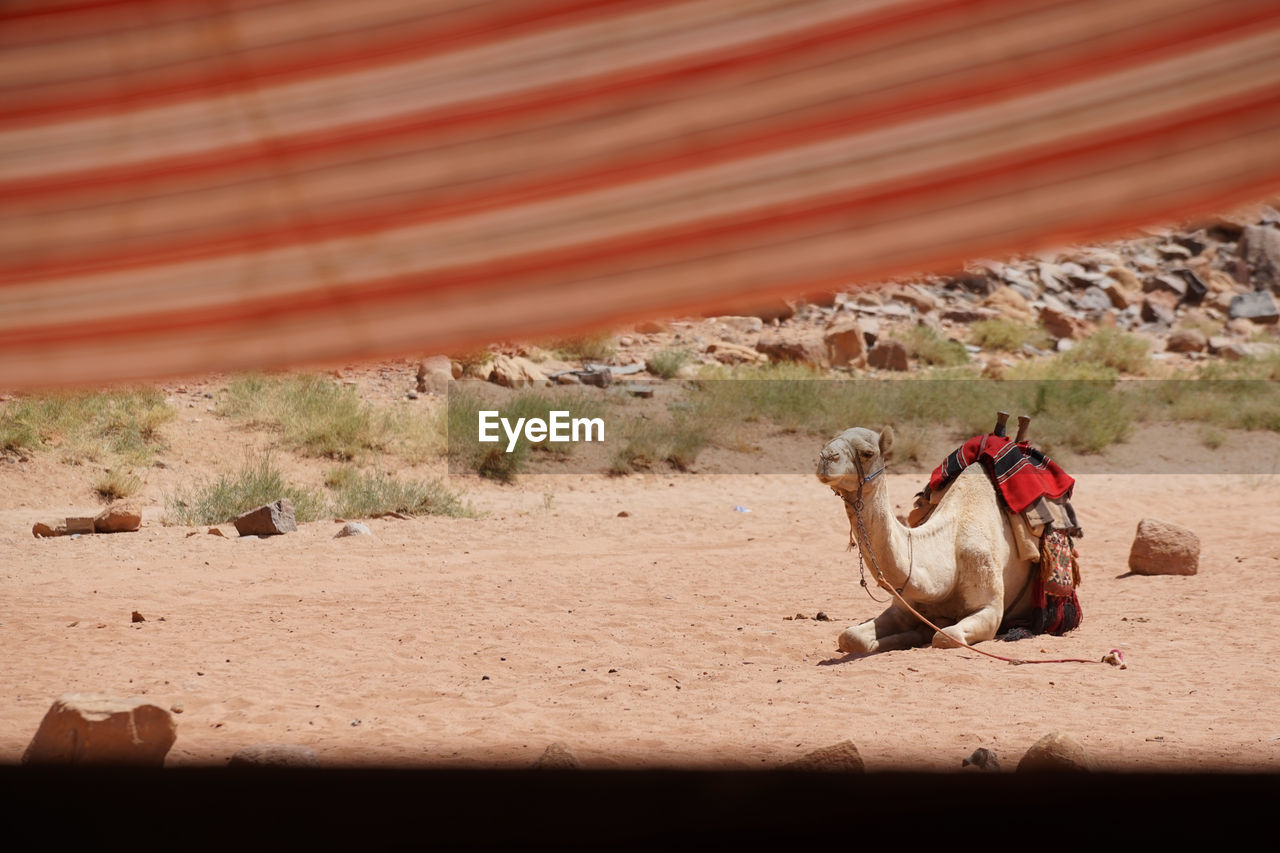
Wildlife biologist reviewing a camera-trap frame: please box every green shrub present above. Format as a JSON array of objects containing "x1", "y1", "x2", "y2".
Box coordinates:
[
  {"x1": 0, "y1": 386, "x2": 174, "y2": 465},
  {"x1": 903, "y1": 325, "x2": 969, "y2": 367},
  {"x1": 969, "y1": 318, "x2": 1042, "y2": 352},
  {"x1": 327, "y1": 467, "x2": 474, "y2": 518},
  {"x1": 1060, "y1": 329, "x2": 1150, "y2": 375},
  {"x1": 447, "y1": 387, "x2": 607, "y2": 481},
  {"x1": 646, "y1": 348, "x2": 692, "y2": 379},
  {"x1": 165, "y1": 454, "x2": 326, "y2": 526}
]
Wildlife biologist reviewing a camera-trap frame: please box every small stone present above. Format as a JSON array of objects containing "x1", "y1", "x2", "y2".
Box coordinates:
[
  {"x1": 1017, "y1": 732, "x2": 1096, "y2": 773},
  {"x1": 131, "y1": 611, "x2": 145, "y2": 623},
  {"x1": 533, "y1": 742, "x2": 581, "y2": 769},
  {"x1": 616, "y1": 511, "x2": 630, "y2": 517},
  {"x1": 867, "y1": 339, "x2": 909, "y2": 371},
  {"x1": 785, "y1": 740, "x2": 865, "y2": 772},
  {"x1": 22, "y1": 693, "x2": 177, "y2": 766},
  {"x1": 33, "y1": 522, "x2": 66, "y2": 538},
  {"x1": 229, "y1": 744, "x2": 319, "y2": 768},
  {"x1": 170, "y1": 703, "x2": 184, "y2": 714},
  {"x1": 94, "y1": 503, "x2": 141, "y2": 533},
  {"x1": 334, "y1": 521, "x2": 372, "y2": 538},
  {"x1": 207, "y1": 527, "x2": 227, "y2": 537},
  {"x1": 962, "y1": 747, "x2": 1001, "y2": 771},
  {"x1": 234, "y1": 499, "x2": 297, "y2": 536},
  {"x1": 1128, "y1": 517, "x2": 1199, "y2": 576}
]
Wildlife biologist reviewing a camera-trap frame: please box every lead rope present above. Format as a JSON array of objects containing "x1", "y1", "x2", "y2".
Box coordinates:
[{"x1": 837, "y1": 465, "x2": 1122, "y2": 668}]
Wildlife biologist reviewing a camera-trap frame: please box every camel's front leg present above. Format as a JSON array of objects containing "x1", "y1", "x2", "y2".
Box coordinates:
[
  {"x1": 930, "y1": 603, "x2": 1003, "y2": 649},
  {"x1": 838, "y1": 603, "x2": 931, "y2": 655}
]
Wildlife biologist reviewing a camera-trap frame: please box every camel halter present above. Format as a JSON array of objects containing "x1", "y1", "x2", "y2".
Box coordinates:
[
  {"x1": 832, "y1": 453, "x2": 1122, "y2": 668},
  {"x1": 831, "y1": 451, "x2": 910, "y2": 603}
]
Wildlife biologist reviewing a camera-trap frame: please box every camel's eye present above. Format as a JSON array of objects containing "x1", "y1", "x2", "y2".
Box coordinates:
[{"x1": 860, "y1": 449, "x2": 874, "y2": 458}]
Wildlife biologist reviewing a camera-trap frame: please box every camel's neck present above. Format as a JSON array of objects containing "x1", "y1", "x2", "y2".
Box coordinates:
[{"x1": 840, "y1": 479, "x2": 915, "y2": 591}]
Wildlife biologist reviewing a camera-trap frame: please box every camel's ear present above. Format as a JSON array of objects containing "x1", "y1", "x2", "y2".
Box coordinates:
[{"x1": 879, "y1": 425, "x2": 895, "y2": 460}]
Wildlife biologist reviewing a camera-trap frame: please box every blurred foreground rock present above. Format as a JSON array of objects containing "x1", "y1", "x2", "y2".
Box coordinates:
[{"x1": 23, "y1": 693, "x2": 176, "y2": 766}]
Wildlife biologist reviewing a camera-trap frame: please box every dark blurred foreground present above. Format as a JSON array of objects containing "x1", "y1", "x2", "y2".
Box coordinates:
[{"x1": 3, "y1": 766, "x2": 1273, "y2": 847}]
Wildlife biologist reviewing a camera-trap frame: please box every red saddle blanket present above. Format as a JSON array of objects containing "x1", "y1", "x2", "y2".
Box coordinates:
[{"x1": 927, "y1": 434, "x2": 1074, "y2": 515}]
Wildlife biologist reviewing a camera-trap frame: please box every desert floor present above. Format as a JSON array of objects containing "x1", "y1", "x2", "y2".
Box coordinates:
[{"x1": 4, "y1": 381, "x2": 1279, "y2": 771}]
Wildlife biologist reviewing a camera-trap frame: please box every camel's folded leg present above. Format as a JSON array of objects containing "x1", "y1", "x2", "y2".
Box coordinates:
[
  {"x1": 930, "y1": 604, "x2": 1003, "y2": 649},
  {"x1": 838, "y1": 604, "x2": 930, "y2": 655}
]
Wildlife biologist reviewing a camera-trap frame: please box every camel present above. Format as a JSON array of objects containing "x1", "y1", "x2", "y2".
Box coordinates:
[{"x1": 816, "y1": 426, "x2": 1035, "y2": 654}]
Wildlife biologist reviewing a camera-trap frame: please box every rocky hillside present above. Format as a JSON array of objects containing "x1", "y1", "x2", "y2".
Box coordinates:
[{"x1": 438, "y1": 204, "x2": 1280, "y2": 388}]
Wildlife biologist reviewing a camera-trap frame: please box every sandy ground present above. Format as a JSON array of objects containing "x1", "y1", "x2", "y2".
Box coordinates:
[{"x1": 4, "y1": 429, "x2": 1279, "y2": 770}]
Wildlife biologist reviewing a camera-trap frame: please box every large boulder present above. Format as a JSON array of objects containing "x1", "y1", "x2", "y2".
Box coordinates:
[
  {"x1": 94, "y1": 503, "x2": 141, "y2": 533},
  {"x1": 785, "y1": 740, "x2": 865, "y2": 772},
  {"x1": 1240, "y1": 225, "x2": 1280, "y2": 292},
  {"x1": 867, "y1": 339, "x2": 909, "y2": 371},
  {"x1": 1128, "y1": 517, "x2": 1199, "y2": 576},
  {"x1": 22, "y1": 693, "x2": 177, "y2": 766},
  {"x1": 489, "y1": 354, "x2": 550, "y2": 388},
  {"x1": 234, "y1": 499, "x2": 298, "y2": 536},
  {"x1": 1017, "y1": 732, "x2": 1096, "y2": 772},
  {"x1": 229, "y1": 744, "x2": 319, "y2": 768},
  {"x1": 823, "y1": 319, "x2": 868, "y2": 368},
  {"x1": 415, "y1": 355, "x2": 454, "y2": 394},
  {"x1": 754, "y1": 336, "x2": 827, "y2": 367}
]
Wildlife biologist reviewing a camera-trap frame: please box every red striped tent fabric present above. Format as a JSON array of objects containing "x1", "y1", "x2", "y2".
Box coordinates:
[{"x1": 4, "y1": 0, "x2": 1280, "y2": 389}]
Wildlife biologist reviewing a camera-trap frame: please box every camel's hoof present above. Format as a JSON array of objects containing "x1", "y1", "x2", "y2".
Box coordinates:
[
  {"x1": 837, "y1": 627, "x2": 864, "y2": 654},
  {"x1": 931, "y1": 629, "x2": 963, "y2": 649}
]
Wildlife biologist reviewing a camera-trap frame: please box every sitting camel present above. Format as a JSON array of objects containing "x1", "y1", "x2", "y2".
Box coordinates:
[{"x1": 816, "y1": 426, "x2": 1034, "y2": 654}]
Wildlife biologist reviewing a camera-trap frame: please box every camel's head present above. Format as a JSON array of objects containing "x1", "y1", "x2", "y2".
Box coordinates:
[{"x1": 816, "y1": 426, "x2": 894, "y2": 492}]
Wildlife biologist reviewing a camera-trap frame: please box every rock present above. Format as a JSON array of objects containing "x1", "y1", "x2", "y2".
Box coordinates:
[
  {"x1": 1240, "y1": 225, "x2": 1280, "y2": 292},
  {"x1": 1144, "y1": 273, "x2": 1187, "y2": 299},
  {"x1": 1165, "y1": 329, "x2": 1207, "y2": 353},
  {"x1": 1039, "y1": 306, "x2": 1091, "y2": 339},
  {"x1": 131, "y1": 611, "x2": 145, "y2": 623},
  {"x1": 823, "y1": 319, "x2": 868, "y2": 368},
  {"x1": 234, "y1": 499, "x2": 298, "y2": 536},
  {"x1": 1017, "y1": 732, "x2": 1096, "y2": 773},
  {"x1": 1140, "y1": 293, "x2": 1177, "y2": 326},
  {"x1": 1228, "y1": 290, "x2": 1279, "y2": 324},
  {"x1": 490, "y1": 354, "x2": 550, "y2": 388},
  {"x1": 334, "y1": 521, "x2": 371, "y2": 538},
  {"x1": 1173, "y1": 268, "x2": 1208, "y2": 305},
  {"x1": 1105, "y1": 267, "x2": 1142, "y2": 290},
  {"x1": 705, "y1": 342, "x2": 767, "y2": 365},
  {"x1": 32, "y1": 522, "x2": 66, "y2": 538},
  {"x1": 1128, "y1": 517, "x2": 1199, "y2": 576},
  {"x1": 712, "y1": 315, "x2": 764, "y2": 333},
  {"x1": 867, "y1": 339, "x2": 909, "y2": 371},
  {"x1": 1077, "y1": 286, "x2": 1113, "y2": 314},
  {"x1": 940, "y1": 306, "x2": 996, "y2": 323},
  {"x1": 635, "y1": 320, "x2": 668, "y2": 335},
  {"x1": 415, "y1": 355, "x2": 453, "y2": 394},
  {"x1": 229, "y1": 744, "x2": 319, "y2": 768},
  {"x1": 22, "y1": 693, "x2": 177, "y2": 766},
  {"x1": 755, "y1": 336, "x2": 827, "y2": 367},
  {"x1": 982, "y1": 287, "x2": 1034, "y2": 322},
  {"x1": 94, "y1": 503, "x2": 141, "y2": 533},
  {"x1": 962, "y1": 747, "x2": 1000, "y2": 771},
  {"x1": 785, "y1": 740, "x2": 865, "y2": 772},
  {"x1": 1102, "y1": 280, "x2": 1138, "y2": 309},
  {"x1": 532, "y1": 742, "x2": 581, "y2": 769},
  {"x1": 891, "y1": 285, "x2": 936, "y2": 313},
  {"x1": 65, "y1": 517, "x2": 95, "y2": 535}
]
